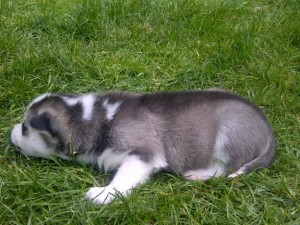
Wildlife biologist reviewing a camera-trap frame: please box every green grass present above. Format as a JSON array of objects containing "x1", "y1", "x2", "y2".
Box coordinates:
[{"x1": 0, "y1": 0, "x2": 299, "y2": 224}]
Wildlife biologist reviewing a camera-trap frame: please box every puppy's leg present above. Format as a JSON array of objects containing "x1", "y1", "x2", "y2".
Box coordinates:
[
  {"x1": 85, "y1": 155, "x2": 154, "y2": 205},
  {"x1": 183, "y1": 161, "x2": 226, "y2": 180}
]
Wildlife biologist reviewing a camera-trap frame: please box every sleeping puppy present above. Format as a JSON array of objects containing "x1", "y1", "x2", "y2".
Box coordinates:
[{"x1": 11, "y1": 90, "x2": 276, "y2": 204}]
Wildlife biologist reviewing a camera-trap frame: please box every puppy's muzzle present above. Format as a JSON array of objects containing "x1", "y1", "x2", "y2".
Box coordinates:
[{"x1": 11, "y1": 124, "x2": 21, "y2": 147}]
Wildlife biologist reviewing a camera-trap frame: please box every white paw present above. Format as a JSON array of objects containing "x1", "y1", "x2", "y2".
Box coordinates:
[
  {"x1": 85, "y1": 186, "x2": 117, "y2": 205},
  {"x1": 228, "y1": 169, "x2": 244, "y2": 178}
]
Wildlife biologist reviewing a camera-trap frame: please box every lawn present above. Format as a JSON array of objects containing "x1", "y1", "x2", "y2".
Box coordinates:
[{"x1": 0, "y1": 0, "x2": 299, "y2": 224}]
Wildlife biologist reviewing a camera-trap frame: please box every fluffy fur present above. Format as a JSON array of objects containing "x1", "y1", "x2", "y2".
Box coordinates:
[{"x1": 11, "y1": 90, "x2": 276, "y2": 204}]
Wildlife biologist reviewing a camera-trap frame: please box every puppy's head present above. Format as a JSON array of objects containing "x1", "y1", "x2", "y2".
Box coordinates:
[{"x1": 11, "y1": 94, "x2": 72, "y2": 159}]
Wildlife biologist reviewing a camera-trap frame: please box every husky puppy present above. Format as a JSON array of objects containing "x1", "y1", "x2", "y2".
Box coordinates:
[{"x1": 11, "y1": 90, "x2": 276, "y2": 204}]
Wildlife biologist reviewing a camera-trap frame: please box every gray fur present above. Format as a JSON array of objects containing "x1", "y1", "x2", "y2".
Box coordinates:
[{"x1": 11, "y1": 89, "x2": 276, "y2": 203}]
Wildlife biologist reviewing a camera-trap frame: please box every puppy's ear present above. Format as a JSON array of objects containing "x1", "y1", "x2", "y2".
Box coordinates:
[{"x1": 29, "y1": 113, "x2": 57, "y2": 137}]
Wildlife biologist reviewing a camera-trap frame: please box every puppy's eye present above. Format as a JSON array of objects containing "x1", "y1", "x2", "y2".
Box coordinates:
[{"x1": 22, "y1": 123, "x2": 28, "y2": 136}]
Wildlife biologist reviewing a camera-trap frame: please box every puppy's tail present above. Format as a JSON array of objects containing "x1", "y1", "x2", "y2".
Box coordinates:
[{"x1": 228, "y1": 137, "x2": 276, "y2": 178}]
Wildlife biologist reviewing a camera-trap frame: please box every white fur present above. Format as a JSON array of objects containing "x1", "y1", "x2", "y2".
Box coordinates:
[
  {"x1": 97, "y1": 148, "x2": 128, "y2": 172},
  {"x1": 85, "y1": 152, "x2": 167, "y2": 204},
  {"x1": 103, "y1": 99, "x2": 121, "y2": 121},
  {"x1": 29, "y1": 93, "x2": 53, "y2": 108},
  {"x1": 62, "y1": 95, "x2": 96, "y2": 120},
  {"x1": 62, "y1": 96, "x2": 81, "y2": 106},
  {"x1": 228, "y1": 167, "x2": 245, "y2": 178},
  {"x1": 183, "y1": 162, "x2": 225, "y2": 180},
  {"x1": 152, "y1": 154, "x2": 168, "y2": 169},
  {"x1": 81, "y1": 94, "x2": 96, "y2": 120},
  {"x1": 85, "y1": 155, "x2": 154, "y2": 204},
  {"x1": 11, "y1": 123, "x2": 54, "y2": 158}
]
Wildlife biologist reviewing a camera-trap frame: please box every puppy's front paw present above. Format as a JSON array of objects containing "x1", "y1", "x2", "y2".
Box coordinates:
[{"x1": 85, "y1": 186, "x2": 117, "y2": 205}]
